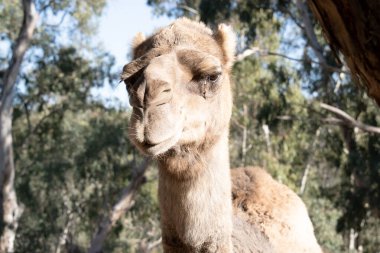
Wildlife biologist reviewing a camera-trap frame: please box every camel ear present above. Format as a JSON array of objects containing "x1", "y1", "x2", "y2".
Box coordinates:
[
  {"x1": 132, "y1": 32, "x2": 146, "y2": 58},
  {"x1": 214, "y1": 24, "x2": 236, "y2": 70}
]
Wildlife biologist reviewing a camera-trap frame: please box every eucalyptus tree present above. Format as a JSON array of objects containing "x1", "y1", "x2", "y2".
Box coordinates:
[{"x1": 0, "y1": 1, "x2": 107, "y2": 251}]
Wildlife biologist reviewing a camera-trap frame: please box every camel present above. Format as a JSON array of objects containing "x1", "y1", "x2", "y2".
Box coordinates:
[{"x1": 121, "y1": 17, "x2": 323, "y2": 253}]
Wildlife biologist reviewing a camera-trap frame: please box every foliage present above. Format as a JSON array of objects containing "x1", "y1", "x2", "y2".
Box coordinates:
[{"x1": 11, "y1": 45, "x2": 161, "y2": 252}]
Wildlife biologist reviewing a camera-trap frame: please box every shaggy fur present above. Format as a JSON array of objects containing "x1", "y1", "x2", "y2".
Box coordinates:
[
  {"x1": 232, "y1": 167, "x2": 322, "y2": 252},
  {"x1": 123, "y1": 18, "x2": 322, "y2": 253}
]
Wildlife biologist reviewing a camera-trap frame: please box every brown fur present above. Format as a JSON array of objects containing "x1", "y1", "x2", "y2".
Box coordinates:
[
  {"x1": 232, "y1": 167, "x2": 322, "y2": 252},
  {"x1": 123, "y1": 18, "x2": 322, "y2": 253}
]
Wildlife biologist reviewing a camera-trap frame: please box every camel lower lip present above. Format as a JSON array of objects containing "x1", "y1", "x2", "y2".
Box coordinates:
[
  {"x1": 143, "y1": 136, "x2": 173, "y2": 148},
  {"x1": 142, "y1": 133, "x2": 180, "y2": 156}
]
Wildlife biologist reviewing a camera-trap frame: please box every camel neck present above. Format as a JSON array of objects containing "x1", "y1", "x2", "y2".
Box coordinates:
[{"x1": 157, "y1": 131, "x2": 233, "y2": 251}]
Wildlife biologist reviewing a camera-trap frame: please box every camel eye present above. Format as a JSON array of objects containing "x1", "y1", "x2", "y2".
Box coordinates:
[{"x1": 206, "y1": 72, "x2": 221, "y2": 83}]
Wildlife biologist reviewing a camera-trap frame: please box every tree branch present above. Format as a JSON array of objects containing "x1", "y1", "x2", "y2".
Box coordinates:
[
  {"x1": 319, "y1": 103, "x2": 380, "y2": 134},
  {"x1": 17, "y1": 94, "x2": 32, "y2": 134},
  {"x1": 18, "y1": 103, "x2": 67, "y2": 149},
  {"x1": 235, "y1": 47, "x2": 349, "y2": 74},
  {"x1": 178, "y1": 5, "x2": 199, "y2": 15},
  {"x1": 138, "y1": 237, "x2": 163, "y2": 253},
  {"x1": 0, "y1": 0, "x2": 39, "y2": 105},
  {"x1": 277, "y1": 5, "x2": 305, "y2": 31},
  {"x1": 236, "y1": 47, "x2": 260, "y2": 62},
  {"x1": 275, "y1": 102, "x2": 380, "y2": 135},
  {"x1": 299, "y1": 127, "x2": 321, "y2": 195},
  {"x1": 44, "y1": 10, "x2": 68, "y2": 27},
  {"x1": 277, "y1": 115, "x2": 346, "y2": 126},
  {"x1": 295, "y1": 0, "x2": 326, "y2": 65},
  {"x1": 38, "y1": 0, "x2": 54, "y2": 13},
  {"x1": 88, "y1": 160, "x2": 151, "y2": 253}
]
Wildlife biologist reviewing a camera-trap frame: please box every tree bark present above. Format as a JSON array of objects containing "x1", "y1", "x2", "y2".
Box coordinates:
[
  {"x1": 0, "y1": 1, "x2": 38, "y2": 252},
  {"x1": 320, "y1": 103, "x2": 380, "y2": 134},
  {"x1": 88, "y1": 160, "x2": 150, "y2": 253},
  {"x1": 299, "y1": 127, "x2": 321, "y2": 195},
  {"x1": 262, "y1": 124, "x2": 272, "y2": 155},
  {"x1": 296, "y1": 0, "x2": 327, "y2": 66},
  {"x1": 241, "y1": 104, "x2": 248, "y2": 167},
  {"x1": 54, "y1": 192, "x2": 74, "y2": 253},
  {"x1": 308, "y1": 0, "x2": 380, "y2": 105}
]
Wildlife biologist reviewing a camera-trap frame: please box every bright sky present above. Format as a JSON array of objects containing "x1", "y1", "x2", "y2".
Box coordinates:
[{"x1": 93, "y1": 0, "x2": 174, "y2": 107}]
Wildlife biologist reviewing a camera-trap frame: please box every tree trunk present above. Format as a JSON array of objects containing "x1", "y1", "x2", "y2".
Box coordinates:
[
  {"x1": 0, "y1": 1, "x2": 38, "y2": 252},
  {"x1": 299, "y1": 127, "x2": 321, "y2": 195},
  {"x1": 308, "y1": 0, "x2": 380, "y2": 105},
  {"x1": 262, "y1": 123, "x2": 272, "y2": 155},
  {"x1": 88, "y1": 160, "x2": 150, "y2": 253},
  {"x1": 240, "y1": 104, "x2": 248, "y2": 167},
  {"x1": 54, "y1": 192, "x2": 74, "y2": 253}
]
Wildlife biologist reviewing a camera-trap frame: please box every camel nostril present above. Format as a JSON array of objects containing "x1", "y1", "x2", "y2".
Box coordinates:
[{"x1": 143, "y1": 79, "x2": 172, "y2": 107}]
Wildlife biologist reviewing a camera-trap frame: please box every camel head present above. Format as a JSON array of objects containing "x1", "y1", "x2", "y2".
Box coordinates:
[{"x1": 122, "y1": 18, "x2": 236, "y2": 157}]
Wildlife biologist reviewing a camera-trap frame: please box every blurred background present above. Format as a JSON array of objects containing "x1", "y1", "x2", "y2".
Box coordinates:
[{"x1": 0, "y1": 0, "x2": 379, "y2": 252}]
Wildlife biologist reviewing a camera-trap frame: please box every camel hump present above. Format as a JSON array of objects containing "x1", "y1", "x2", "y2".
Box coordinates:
[
  {"x1": 231, "y1": 167, "x2": 300, "y2": 210},
  {"x1": 231, "y1": 167, "x2": 323, "y2": 253},
  {"x1": 232, "y1": 213, "x2": 274, "y2": 253}
]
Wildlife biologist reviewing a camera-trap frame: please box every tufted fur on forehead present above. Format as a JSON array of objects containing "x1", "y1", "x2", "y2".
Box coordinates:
[
  {"x1": 130, "y1": 17, "x2": 236, "y2": 70},
  {"x1": 131, "y1": 32, "x2": 146, "y2": 51}
]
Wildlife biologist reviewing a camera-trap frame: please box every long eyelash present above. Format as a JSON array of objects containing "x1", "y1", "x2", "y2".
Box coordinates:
[
  {"x1": 127, "y1": 88, "x2": 138, "y2": 96},
  {"x1": 129, "y1": 113, "x2": 141, "y2": 122}
]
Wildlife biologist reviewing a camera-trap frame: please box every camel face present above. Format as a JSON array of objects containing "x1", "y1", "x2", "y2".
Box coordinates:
[{"x1": 122, "y1": 18, "x2": 235, "y2": 156}]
